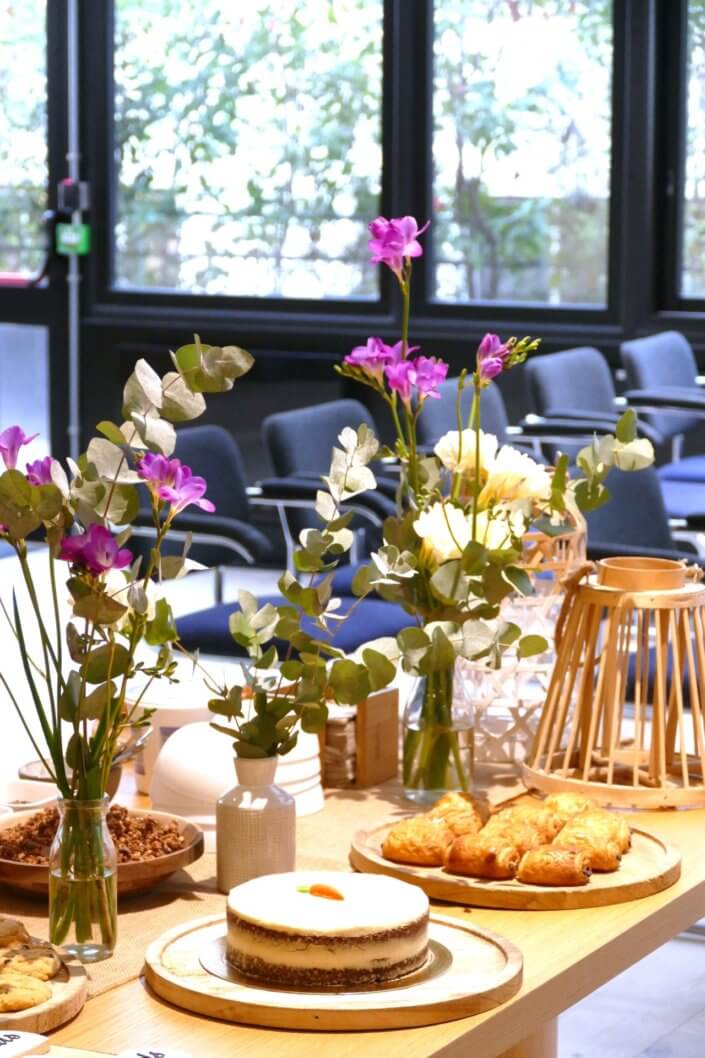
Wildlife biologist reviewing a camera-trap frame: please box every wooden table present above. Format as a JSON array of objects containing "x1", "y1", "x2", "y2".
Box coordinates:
[{"x1": 49, "y1": 783, "x2": 705, "y2": 1058}]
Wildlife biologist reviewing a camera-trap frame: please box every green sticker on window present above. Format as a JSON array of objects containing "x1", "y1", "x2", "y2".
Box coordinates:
[{"x1": 56, "y1": 222, "x2": 91, "y2": 256}]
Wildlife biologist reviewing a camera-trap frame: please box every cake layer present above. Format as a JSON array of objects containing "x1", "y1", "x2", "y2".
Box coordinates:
[{"x1": 228, "y1": 948, "x2": 428, "y2": 989}]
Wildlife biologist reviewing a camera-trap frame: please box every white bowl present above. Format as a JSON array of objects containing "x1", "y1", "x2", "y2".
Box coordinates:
[{"x1": 0, "y1": 778, "x2": 59, "y2": 811}]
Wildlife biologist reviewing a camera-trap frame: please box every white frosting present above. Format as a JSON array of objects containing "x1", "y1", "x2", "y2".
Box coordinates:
[{"x1": 227, "y1": 871, "x2": 428, "y2": 937}]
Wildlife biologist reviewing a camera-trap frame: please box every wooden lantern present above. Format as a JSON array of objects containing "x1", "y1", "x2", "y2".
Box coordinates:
[
  {"x1": 523, "y1": 556, "x2": 705, "y2": 808},
  {"x1": 521, "y1": 506, "x2": 587, "y2": 593}
]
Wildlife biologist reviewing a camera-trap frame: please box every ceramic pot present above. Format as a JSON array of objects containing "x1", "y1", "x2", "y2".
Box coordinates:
[{"x1": 216, "y1": 756, "x2": 296, "y2": 893}]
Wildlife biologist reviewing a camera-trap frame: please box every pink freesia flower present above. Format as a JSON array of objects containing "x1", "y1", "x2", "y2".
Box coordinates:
[
  {"x1": 476, "y1": 333, "x2": 510, "y2": 384},
  {"x1": 368, "y1": 216, "x2": 430, "y2": 279},
  {"x1": 58, "y1": 524, "x2": 133, "y2": 575},
  {"x1": 385, "y1": 355, "x2": 448, "y2": 405},
  {"x1": 25, "y1": 456, "x2": 54, "y2": 486},
  {"x1": 0, "y1": 426, "x2": 39, "y2": 471},
  {"x1": 137, "y1": 452, "x2": 215, "y2": 515},
  {"x1": 344, "y1": 337, "x2": 417, "y2": 380}
]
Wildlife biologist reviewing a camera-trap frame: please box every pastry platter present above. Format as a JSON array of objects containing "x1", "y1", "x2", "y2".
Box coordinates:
[
  {"x1": 349, "y1": 820, "x2": 681, "y2": 910},
  {"x1": 0, "y1": 809, "x2": 204, "y2": 897},
  {"x1": 0, "y1": 958, "x2": 88, "y2": 1033},
  {"x1": 143, "y1": 912, "x2": 523, "y2": 1030}
]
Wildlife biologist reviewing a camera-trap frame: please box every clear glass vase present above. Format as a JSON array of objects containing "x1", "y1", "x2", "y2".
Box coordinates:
[
  {"x1": 48, "y1": 797, "x2": 117, "y2": 962},
  {"x1": 402, "y1": 664, "x2": 474, "y2": 804}
]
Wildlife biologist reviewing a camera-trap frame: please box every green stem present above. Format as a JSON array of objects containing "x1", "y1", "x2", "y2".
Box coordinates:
[{"x1": 470, "y1": 380, "x2": 482, "y2": 540}]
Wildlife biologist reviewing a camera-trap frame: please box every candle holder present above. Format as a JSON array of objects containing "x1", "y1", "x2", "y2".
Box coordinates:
[{"x1": 523, "y1": 556, "x2": 705, "y2": 808}]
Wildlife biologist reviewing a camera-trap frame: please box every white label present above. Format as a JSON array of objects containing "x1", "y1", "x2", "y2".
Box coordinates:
[{"x1": 0, "y1": 1032, "x2": 49, "y2": 1057}]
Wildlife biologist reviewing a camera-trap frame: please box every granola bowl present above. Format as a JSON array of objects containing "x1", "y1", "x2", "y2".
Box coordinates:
[{"x1": 0, "y1": 806, "x2": 204, "y2": 898}]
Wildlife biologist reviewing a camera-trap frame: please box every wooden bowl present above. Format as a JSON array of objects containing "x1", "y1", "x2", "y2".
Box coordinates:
[
  {"x1": 0, "y1": 808, "x2": 204, "y2": 899},
  {"x1": 596, "y1": 555, "x2": 687, "y2": 590}
]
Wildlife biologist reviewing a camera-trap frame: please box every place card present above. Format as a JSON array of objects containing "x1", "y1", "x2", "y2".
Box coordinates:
[{"x1": 0, "y1": 1032, "x2": 49, "y2": 1057}]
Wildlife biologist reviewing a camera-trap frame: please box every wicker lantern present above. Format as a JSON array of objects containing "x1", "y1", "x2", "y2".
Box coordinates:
[{"x1": 523, "y1": 556, "x2": 705, "y2": 808}]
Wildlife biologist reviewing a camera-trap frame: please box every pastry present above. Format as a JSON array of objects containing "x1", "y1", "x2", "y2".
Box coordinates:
[
  {"x1": 444, "y1": 833, "x2": 521, "y2": 880},
  {"x1": 545, "y1": 792, "x2": 599, "y2": 820},
  {"x1": 382, "y1": 815, "x2": 454, "y2": 866},
  {"x1": 573, "y1": 810, "x2": 631, "y2": 854},
  {"x1": 489, "y1": 803, "x2": 564, "y2": 842},
  {"x1": 1, "y1": 945, "x2": 61, "y2": 981},
  {"x1": 0, "y1": 970, "x2": 51, "y2": 1012},
  {"x1": 553, "y1": 821, "x2": 622, "y2": 871},
  {"x1": 225, "y1": 871, "x2": 429, "y2": 988},
  {"x1": 0, "y1": 917, "x2": 31, "y2": 950},
  {"x1": 426, "y1": 792, "x2": 484, "y2": 836},
  {"x1": 516, "y1": 846, "x2": 592, "y2": 886},
  {"x1": 481, "y1": 817, "x2": 543, "y2": 855}
]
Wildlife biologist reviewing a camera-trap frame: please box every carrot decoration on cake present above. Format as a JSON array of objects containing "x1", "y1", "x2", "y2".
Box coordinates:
[{"x1": 297, "y1": 883, "x2": 345, "y2": 900}]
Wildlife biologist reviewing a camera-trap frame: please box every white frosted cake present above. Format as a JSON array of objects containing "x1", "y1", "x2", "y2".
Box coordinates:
[{"x1": 226, "y1": 870, "x2": 429, "y2": 988}]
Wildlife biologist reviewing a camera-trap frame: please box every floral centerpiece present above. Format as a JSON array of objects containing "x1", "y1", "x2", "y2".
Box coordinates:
[
  {"x1": 0, "y1": 339, "x2": 252, "y2": 959},
  {"x1": 209, "y1": 216, "x2": 653, "y2": 802}
]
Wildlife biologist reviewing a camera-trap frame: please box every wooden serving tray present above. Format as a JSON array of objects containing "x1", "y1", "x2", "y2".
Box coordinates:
[
  {"x1": 143, "y1": 912, "x2": 522, "y2": 1030},
  {"x1": 350, "y1": 821, "x2": 681, "y2": 910},
  {"x1": 0, "y1": 809, "x2": 204, "y2": 897},
  {"x1": 0, "y1": 960, "x2": 88, "y2": 1033}
]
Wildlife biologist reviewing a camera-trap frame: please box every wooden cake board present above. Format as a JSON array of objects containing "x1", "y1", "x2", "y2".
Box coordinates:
[
  {"x1": 143, "y1": 912, "x2": 523, "y2": 1031},
  {"x1": 0, "y1": 962, "x2": 88, "y2": 1034},
  {"x1": 350, "y1": 822, "x2": 681, "y2": 910}
]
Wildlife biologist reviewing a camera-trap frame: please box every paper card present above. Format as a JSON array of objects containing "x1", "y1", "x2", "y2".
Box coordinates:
[{"x1": 0, "y1": 1032, "x2": 49, "y2": 1057}]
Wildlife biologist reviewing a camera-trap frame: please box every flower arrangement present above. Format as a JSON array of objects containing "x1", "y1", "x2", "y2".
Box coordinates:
[
  {"x1": 0, "y1": 338, "x2": 252, "y2": 957},
  {"x1": 210, "y1": 215, "x2": 653, "y2": 801}
]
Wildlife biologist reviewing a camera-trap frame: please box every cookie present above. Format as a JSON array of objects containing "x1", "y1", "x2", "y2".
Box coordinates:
[
  {"x1": 0, "y1": 917, "x2": 30, "y2": 950},
  {"x1": 1, "y1": 945, "x2": 61, "y2": 981},
  {"x1": 0, "y1": 970, "x2": 51, "y2": 1012}
]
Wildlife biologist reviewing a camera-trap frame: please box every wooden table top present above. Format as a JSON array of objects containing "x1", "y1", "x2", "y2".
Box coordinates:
[{"x1": 50, "y1": 782, "x2": 705, "y2": 1058}]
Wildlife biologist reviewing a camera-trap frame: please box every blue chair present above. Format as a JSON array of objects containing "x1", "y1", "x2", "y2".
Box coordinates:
[{"x1": 416, "y1": 378, "x2": 512, "y2": 447}]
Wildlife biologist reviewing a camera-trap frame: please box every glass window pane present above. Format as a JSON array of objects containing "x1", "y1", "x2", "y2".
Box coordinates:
[
  {"x1": 113, "y1": 0, "x2": 383, "y2": 299},
  {"x1": 0, "y1": 1, "x2": 47, "y2": 278},
  {"x1": 682, "y1": 1, "x2": 705, "y2": 297},
  {"x1": 432, "y1": 1, "x2": 612, "y2": 306}
]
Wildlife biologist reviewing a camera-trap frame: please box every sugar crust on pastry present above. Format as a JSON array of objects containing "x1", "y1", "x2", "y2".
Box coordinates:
[
  {"x1": 444, "y1": 833, "x2": 520, "y2": 880},
  {"x1": 382, "y1": 815, "x2": 454, "y2": 866},
  {"x1": 516, "y1": 845, "x2": 592, "y2": 886}
]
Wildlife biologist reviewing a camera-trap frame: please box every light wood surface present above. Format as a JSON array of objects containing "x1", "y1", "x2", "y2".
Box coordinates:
[
  {"x1": 143, "y1": 912, "x2": 522, "y2": 1030},
  {"x1": 48, "y1": 781, "x2": 705, "y2": 1058},
  {"x1": 0, "y1": 810, "x2": 204, "y2": 897},
  {"x1": 350, "y1": 821, "x2": 681, "y2": 909},
  {"x1": 0, "y1": 962, "x2": 87, "y2": 1034}
]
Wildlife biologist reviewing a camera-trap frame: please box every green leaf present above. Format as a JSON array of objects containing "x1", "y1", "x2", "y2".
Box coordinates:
[
  {"x1": 82, "y1": 643, "x2": 131, "y2": 684},
  {"x1": 71, "y1": 583, "x2": 128, "y2": 625},
  {"x1": 85, "y1": 438, "x2": 139, "y2": 484},
  {"x1": 145, "y1": 598, "x2": 178, "y2": 645},
  {"x1": 329, "y1": 659, "x2": 370, "y2": 705},
  {"x1": 65, "y1": 732, "x2": 87, "y2": 771},
  {"x1": 96, "y1": 420, "x2": 128, "y2": 447},
  {"x1": 418, "y1": 626, "x2": 457, "y2": 676},
  {"x1": 615, "y1": 408, "x2": 637, "y2": 443},
  {"x1": 518, "y1": 634, "x2": 548, "y2": 658},
  {"x1": 58, "y1": 670, "x2": 82, "y2": 722},
  {"x1": 430, "y1": 561, "x2": 467, "y2": 605},
  {"x1": 95, "y1": 482, "x2": 140, "y2": 526},
  {"x1": 160, "y1": 371, "x2": 207, "y2": 422},
  {"x1": 122, "y1": 358, "x2": 163, "y2": 417},
  {"x1": 503, "y1": 566, "x2": 533, "y2": 597},
  {"x1": 300, "y1": 701, "x2": 329, "y2": 733},
  {"x1": 351, "y1": 564, "x2": 374, "y2": 597},
  {"x1": 361, "y1": 648, "x2": 396, "y2": 691},
  {"x1": 174, "y1": 337, "x2": 254, "y2": 393},
  {"x1": 280, "y1": 660, "x2": 303, "y2": 680},
  {"x1": 130, "y1": 412, "x2": 177, "y2": 457},
  {"x1": 0, "y1": 470, "x2": 40, "y2": 538},
  {"x1": 397, "y1": 626, "x2": 431, "y2": 671},
  {"x1": 255, "y1": 645, "x2": 278, "y2": 669},
  {"x1": 78, "y1": 680, "x2": 116, "y2": 720}
]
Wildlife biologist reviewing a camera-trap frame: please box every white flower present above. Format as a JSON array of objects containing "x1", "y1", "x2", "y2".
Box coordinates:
[
  {"x1": 104, "y1": 569, "x2": 159, "y2": 629},
  {"x1": 434, "y1": 428, "x2": 498, "y2": 476},
  {"x1": 612, "y1": 437, "x2": 654, "y2": 471},
  {"x1": 413, "y1": 501, "x2": 524, "y2": 563},
  {"x1": 478, "y1": 445, "x2": 552, "y2": 507}
]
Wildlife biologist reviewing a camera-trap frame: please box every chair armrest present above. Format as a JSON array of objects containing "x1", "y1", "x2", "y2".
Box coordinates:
[
  {"x1": 541, "y1": 407, "x2": 621, "y2": 426},
  {"x1": 624, "y1": 387, "x2": 705, "y2": 418},
  {"x1": 255, "y1": 476, "x2": 394, "y2": 524},
  {"x1": 519, "y1": 413, "x2": 662, "y2": 447},
  {"x1": 131, "y1": 512, "x2": 273, "y2": 564}
]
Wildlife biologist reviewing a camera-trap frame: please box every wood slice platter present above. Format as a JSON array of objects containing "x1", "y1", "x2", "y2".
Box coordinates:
[
  {"x1": 143, "y1": 912, "x2": 522, "y2": 1030},
  {"x1": 0, "y1": 959, "x2": 88, "y2": 1033},
  {"x1": 350, "y1": 821, "x2": 681, "y2": 910},
  {"x1": 0, "y1": 809, "x2": 204, "y2": 897}
]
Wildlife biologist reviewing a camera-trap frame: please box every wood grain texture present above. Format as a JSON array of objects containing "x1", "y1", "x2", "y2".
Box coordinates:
[
  {"x1": 143, "y1": 913, "x2": 522, "y2": 1030},
  {"x1": 350, "y1": 822, "x2": 681, "y2": 910},
  {"x1": 0, "y1": 810, "x2": 204, "y2": 897},
  {"x1": 0, "y1": 962, "x2": 87, "y2": 1033},
  {"x1": 47, "y1": 783, "x2": 705, "y2": 1058}
]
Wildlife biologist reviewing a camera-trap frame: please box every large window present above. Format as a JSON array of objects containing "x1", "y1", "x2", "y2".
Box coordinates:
[
  {"x1": 0, "y1": 0, "x2": 47, "y2": 278},
  {"x1": 113, "y1": 0, "x2": 384, "y2": 299},
  {"x1": 432, "y1": 0, "x2": 613, "y2": 306},
  {"x1": 681, "y1": 0, "x2": 705, "y2": 297}
]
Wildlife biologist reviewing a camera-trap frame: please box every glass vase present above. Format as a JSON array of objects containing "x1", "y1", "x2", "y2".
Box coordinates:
[
  {"x1": 48, "y1": 797, "x2": 117, "y2": 962},
  {"x1": 402, "y1": 663, "x2": 474, "y2": 804}
]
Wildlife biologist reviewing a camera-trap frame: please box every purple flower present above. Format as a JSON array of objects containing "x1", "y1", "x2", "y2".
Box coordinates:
[
  {"x1": 385, "y1": 355, "x2": 448, "y2": 405},
  {"x1": 58, "y1": 524, "x2": 133, "y2": 575},
  {"x1": 344, "y1": 337, "x2": 418, "y2": 380},
  {"x1": 137, "y1": 453, "x2": 215, "y2": 515},
  {"x1": 25, "y1": 456, "x2": 54, "y2": 486},
  {"x1": 368, "y1": 216, "x2": 430, "y2": 278},
  {"x1": 0, "y1": 426, "x2": 39, "y2": 471},
  {"x1": 385, "y1": 360, "x2": 415, "y2": 403},
  {"x1": 476, "y1": 333, "x2": 510, "y2": 384}
]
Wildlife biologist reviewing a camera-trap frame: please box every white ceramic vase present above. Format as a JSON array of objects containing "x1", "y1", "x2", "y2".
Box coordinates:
[{"x1": 216, "y1": 756, "x2": 296, "y2": 893}]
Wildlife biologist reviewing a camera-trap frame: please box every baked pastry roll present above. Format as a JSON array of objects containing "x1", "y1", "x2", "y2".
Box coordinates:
[
  {"x1": 553, "y1": 821, "x2": 621, "y2": 871},
  {"x1": 427, "y1": 791, "x2": 483, "y2": 837},
  {"x1": 490, "y1": 803, "x2": 564, "y2": 842},
  {"x1": 573, "y1": 810, "x2": 631, "y2": 854},
  {"x1": 444, "y1": 833, "x2": 520, "y2": 880},
  {"x1": 481, "y1": 818, "x2": 543, "y2": 855},
  {"x1": 516, "y1": 846, "x2": 592, "y2": 886},
  {"x1": 545, "y1": 792, "x2": 599, "y2": 820},
  {"x1": 382, "y1": 815, "x2": 454, "y2": 866}
]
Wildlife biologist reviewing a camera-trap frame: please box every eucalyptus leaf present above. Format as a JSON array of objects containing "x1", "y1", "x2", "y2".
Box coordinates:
[
  {"x1": 78, "y1": 680, "x2": 116, "y2": 720},
  {"x1": 160, "y1": 371, "x2": 207, "y2": 422},
  {"x1": 82, "y1": 643, "x2": 131, "y2": 684}
]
